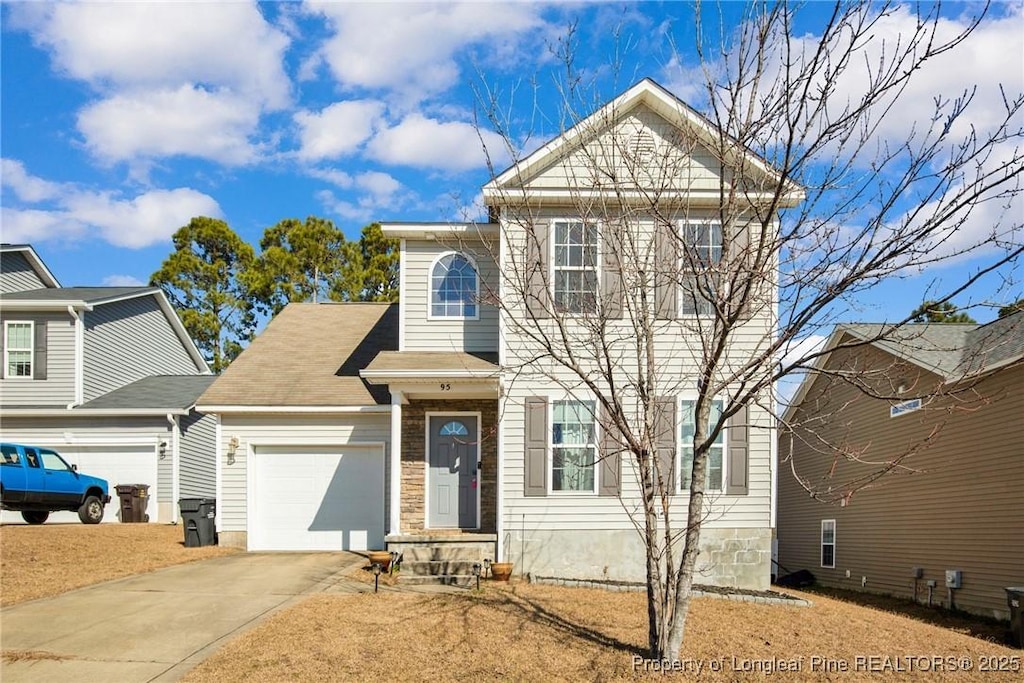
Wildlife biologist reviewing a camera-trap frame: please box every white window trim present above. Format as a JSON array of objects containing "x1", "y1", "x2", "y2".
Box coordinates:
[
  {"x1": 548, "y1": 395, "x2": 599, "y2": 496},
  {"x1": 427, "y1": 251, "x2": 481, "y2": 321},
  {"x1": 4, "y1": 320, "x2": 34, "y2": 380},
  {"x1": 676, "y1": 218, "x2": 723, "y2": 319},
  {"x1": 821, "y1": 519, "x2": 836, "y2": 568},
  {"x1": 678, "y1": 395, "x2": 728, "y2": 494},
  {"x1": 550, "y1": 218, "x2": 601, "y2": 315}
]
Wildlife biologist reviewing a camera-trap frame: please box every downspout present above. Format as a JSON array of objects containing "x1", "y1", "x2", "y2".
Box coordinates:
[
  {"x1": 66, "y1": 305, "x2": 85, "y2": 409},
  {"x1": 168, "y1": 413, "x2": 180, "y2": 524}
]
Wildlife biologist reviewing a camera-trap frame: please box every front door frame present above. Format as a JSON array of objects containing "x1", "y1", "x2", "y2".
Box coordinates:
[{"x1": 424, "y1": 411, "x2": 481, "y2": 530}]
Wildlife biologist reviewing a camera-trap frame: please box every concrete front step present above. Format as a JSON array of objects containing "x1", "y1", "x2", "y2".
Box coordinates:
[
  {"x1": 400, "y1": 574, "x2": 479, "y2": 588},
  {"x1": 405, "y1": 559, "x2": 484, "y2": 576},
  {"x1": 402, "y1": 546, "x2": 490, "y2": 563}
]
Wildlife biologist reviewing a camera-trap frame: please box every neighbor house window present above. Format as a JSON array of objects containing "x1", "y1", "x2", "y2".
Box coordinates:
[
  {"x1": 821, "y1": 519, "x2": 836, "y2": 568},
  {"x1": 553, "y1": 220, "x2": 598, "y2": 314},
  {"x1": 679, "y1": 221, "x2": 722, "y2": 317},
  {"x1": 680, "y1": 399, "x2": 724, "y2": 491},
  {"x1": 431, "y1": 253, "x2": 478, "y2": 318},
  {"x1": 551, "y1": 400, "x2": 597, "y2": 492},
  {"x1": 4, "y1": 321, "x2": 33, "y2": 378}
]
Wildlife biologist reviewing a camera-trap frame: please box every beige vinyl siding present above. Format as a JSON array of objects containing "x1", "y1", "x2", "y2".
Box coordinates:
[
  {"x1": 524, "y1": 105, "x2": 724, "y2": 193},
  {"x1": 777, "y1": 344, "x2": 1024, "y2": 620},
  {"x1": 179, "y1": 411, "x2": 216, "y2": 497},
  {"x1": 217, "y1": 413, "x2": 391, "y2": 534},
  {"x1": 0, "y1": 311, "x2": 75, "y2": 406},
  {"x1": 83, "y1": 295, "x2": 200, "y2": 401},
  {"x1": 401, "y1": 239, "x2": 498, "y2": 353},
  {"x1": 1, "y1": 252, "x2": 49, "y2": 293}
]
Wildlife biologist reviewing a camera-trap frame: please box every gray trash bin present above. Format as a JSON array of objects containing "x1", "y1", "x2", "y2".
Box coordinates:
[
  {"x1": 179, "y1": 498, "x2": 217, "y2": 547},
  {"x1": 1007, "y1": 587, "x2": 1024, "y2": 649}
]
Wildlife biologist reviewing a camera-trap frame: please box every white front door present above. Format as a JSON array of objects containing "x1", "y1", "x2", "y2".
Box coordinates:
[{"x1": 250, "y1": 445, "x2": 384, "y2": 551}]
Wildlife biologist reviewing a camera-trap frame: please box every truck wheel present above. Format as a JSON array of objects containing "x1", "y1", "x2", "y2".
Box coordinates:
[
  {"x1": 21, "y1": 510, "x2": 49, "y2": 525},
  {"x1": 78, "y1": 496, "x2": 104, "y2": 524}
]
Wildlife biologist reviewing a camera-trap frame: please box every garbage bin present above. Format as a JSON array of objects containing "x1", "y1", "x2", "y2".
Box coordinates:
[
  {"x1": 179, "y1": 498, "x2": 216, "y2": 547},
  {"x1": 1007, "y1": 587, "x2": 1024, "y2": 649},
  {"x1": 115, "y1": 484, "x2": 150, "y2": 523}
]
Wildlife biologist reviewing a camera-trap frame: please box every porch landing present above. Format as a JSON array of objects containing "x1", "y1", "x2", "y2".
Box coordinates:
[{"x1": 386, "y1": 533, "x2": 497, "y2": 587}]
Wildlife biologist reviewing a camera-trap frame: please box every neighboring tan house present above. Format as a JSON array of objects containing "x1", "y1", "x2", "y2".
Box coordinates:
[
  {"x1": 0, "y1": 244, "x2": 216, "y2": 523},
  {"x1": 777, "y1": 312, "x2": 1023, "y2": 619},
  {"x1": 198, "y1": 79, "x2": 792, "y2": 589}
]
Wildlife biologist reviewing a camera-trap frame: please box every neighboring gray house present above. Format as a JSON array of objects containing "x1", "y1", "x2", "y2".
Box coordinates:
[
  {"x1": 199, "y1": 79, "x2": 787, "y2": 590},
  {"x1": 0, "y1": 244, "x2": 215, "y2": 523},
  {"x1": 777, "y1": 313, "x2": 1023, "y2": 620}
]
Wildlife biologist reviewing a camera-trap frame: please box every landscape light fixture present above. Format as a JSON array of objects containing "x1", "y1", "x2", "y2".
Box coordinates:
[
  {"x1": 371, "y1": 562, "x2": 382, "y2": 593},
  {"x1": 472, "y1": 562, "x2": 482, "y2": 590}
]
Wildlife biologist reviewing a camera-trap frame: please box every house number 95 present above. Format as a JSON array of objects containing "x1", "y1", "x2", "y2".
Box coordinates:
[{"x1": 440, "y1": 383, "x2": 452, "y2": 391}]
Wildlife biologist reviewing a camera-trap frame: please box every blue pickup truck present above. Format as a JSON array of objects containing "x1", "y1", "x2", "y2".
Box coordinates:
[{"x1": 0, "y1": 443, "x2": 111, "y2": 524}]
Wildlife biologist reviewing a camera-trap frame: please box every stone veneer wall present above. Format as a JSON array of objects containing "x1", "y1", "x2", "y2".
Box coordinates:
[{"x1": 401, "y1": 399, "x2": 498, "y2": 533}]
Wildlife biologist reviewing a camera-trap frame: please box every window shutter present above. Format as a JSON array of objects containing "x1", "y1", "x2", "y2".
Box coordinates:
[
  {"x1": 726, "y1": 404, "x2": 749, "y2": 495},
  {"x1": 598, "y1": 404, "x2": 621, "y2": 496},
  {"x1": 33, "y1": 320, "x2": 47, "y2": 380},
  {"x1": 654, "y1": 396, "x2": 676, "y2": 496},
  {"x1": 729, "y1": 222, "x2": 753, "y2": 321},
  {"x1": 524, "y1": 396, "x2": 548, "y2": 496},
  {"x1": 602, "y1": 226, "x2": 623, "y2": 319},
  {"x1": 526, "y1": 222, "x2": 550, "y2": 319},
  {"x1": 0, "y1": 322, "x2": 4, "y2": 379},
  {"x1": 654, "y1": 221, "x2": 677, "y2": 319}
]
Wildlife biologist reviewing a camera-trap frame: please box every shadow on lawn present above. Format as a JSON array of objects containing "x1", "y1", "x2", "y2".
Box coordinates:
[
  {"x1": 801, "y1": 586, "x2": 1011, "y2": 645},
  {"x1": 454, "y1": 586, "x2": 648, "y2": 658}
]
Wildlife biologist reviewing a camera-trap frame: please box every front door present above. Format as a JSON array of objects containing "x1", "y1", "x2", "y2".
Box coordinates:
[{"x1": 428, "y1": 415, "x2": 478, "y2": 529}]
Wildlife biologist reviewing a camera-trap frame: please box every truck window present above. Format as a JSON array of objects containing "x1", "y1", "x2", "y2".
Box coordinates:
[
  {"x1": 1, "y1": 445, "x2": 20, "y2": 465},
  {"x1": 24, "y1": 449, "x2": 41, "y2": 468},
  {"x1": 39, "y1": 450, "x2": 71, "y2": 472}
]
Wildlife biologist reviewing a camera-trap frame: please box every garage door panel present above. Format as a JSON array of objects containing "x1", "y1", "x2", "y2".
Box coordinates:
[
  {"x1": 251, "y1": 446, "x2": 384, "y2": 552},
  {"x1": 0, "y1": 445, "x2": 156, "y2": 524}
]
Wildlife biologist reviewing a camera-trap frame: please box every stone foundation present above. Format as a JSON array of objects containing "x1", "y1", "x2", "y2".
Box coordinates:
[{"x1": 218, "y1": 530, "x2": 247, "y2": 549}]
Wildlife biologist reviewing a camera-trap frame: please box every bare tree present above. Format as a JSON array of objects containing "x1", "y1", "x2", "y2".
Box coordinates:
[{"x1": 463, "y1": 0, "x2": 1022, "y2": 661}]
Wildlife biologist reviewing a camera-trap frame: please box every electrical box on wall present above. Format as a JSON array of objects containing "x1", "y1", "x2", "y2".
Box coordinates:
[
  {"x1": 911, "y1": 567, "x2": 923, "y2": 579},
  {"x1": 945, "y1": 570, "x2": 962, "y2": 588}
]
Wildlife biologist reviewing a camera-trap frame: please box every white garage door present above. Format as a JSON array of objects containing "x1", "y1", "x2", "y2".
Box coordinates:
[
  {"x1": 250, "y1": 445, "x2": 384, "y2": 552},
  {"x1": 1, "y1": 444, "x2": 157, "y2": 524}
]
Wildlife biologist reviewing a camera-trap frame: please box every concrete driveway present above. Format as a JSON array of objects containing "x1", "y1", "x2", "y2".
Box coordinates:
[{"x1": 1, "y1": 552, "x2": 366, "y2": 683}]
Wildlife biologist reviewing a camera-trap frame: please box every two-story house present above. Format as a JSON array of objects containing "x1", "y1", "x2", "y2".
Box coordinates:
[
  {"x1": 777, "y1": 313, "x2": 1023, "y2": 620},
  {"x1": 0, "y1": 244, "x2": 216, "y2": 523},
  {"x1": 198, "y1": 79, "x2": 791, "y2": 589}
]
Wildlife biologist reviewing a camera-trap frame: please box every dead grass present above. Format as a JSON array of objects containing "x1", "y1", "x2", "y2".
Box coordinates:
[
  {"x1": 184, "y1": 582, "x2": 1021, "y2": 682},
  {"x1": 1, "y1": 650, "x2": 73, "y2": 663},
  {"x1": 0, "y1": 523, "x2": 237, "y2": 606}
]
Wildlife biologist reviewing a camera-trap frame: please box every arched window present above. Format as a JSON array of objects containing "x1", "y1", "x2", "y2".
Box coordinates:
[
  {"x1": 431, "y1": 253, "x2": 478, "y2": 318},
  {"x1": 439, "y1": 421, "x2": 469, "y2": 437}
]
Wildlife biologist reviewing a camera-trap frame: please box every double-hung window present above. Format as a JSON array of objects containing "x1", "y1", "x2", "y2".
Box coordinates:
[
  {"x1": 680, "y1": 399, "x2": 724, "y2": 491},
  {"x1": 430, "y1": 253, "x2": 478, "y2": 318},
  {"x1": 821, "y1": 520, "x2": 836, "y2": 568},
  {"x1": 4, "y1": 321, "x2": 33, "y2": 378},
  {"x1": 551, "y1": 400, "x2": 597, "y2": 493},
  {"x1": 553, "y1": 220, "x2": 598, "y2": 314},
  {"x1": 679, "y1": 221, "x2": 722, "y2": 317}
]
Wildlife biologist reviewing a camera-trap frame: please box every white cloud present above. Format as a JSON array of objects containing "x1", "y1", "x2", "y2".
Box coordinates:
[
  {"x1": 294, "y1": 100, "x2": 385, "y2": 161},
  {"x1": 1, "y1": 159, "x2": 61, "y2": 202},
  {"x1": 78, "y1": 86, "x2": 263, "y2": 165},
  {"x1": 9, "y1": 2, "x2": 290, "y2": 108},
  {"x1": 0, "y1": 161, "x2": 221, "y2": 249},
  {"x1": 102, "y1": 274, "x2": 146, "y2": 287},
  {"x1": 315, "y1": 171, "x2": 406, "y2": 223},
  {"x1": 304, "y1": 2, "x2": 545, "y2": 101},
  {"x1": 366, "y1": 114, "x2": 509, "y2": 172},
  {"x1": 355, "y1": 171, "x2": 401, "y2": 199}
]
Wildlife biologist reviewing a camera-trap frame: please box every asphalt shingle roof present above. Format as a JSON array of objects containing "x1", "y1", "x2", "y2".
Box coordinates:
[
  {"x1": 0, "y1": 286, "x2": 157, "y2": 302},
  {"x1": 363, "y1": 351, "x2": 499, "y2": 374},
  {"x1": 78, "y1": 375, "x2": 217, "y2": 411},
  {"x1": 198, "y1": 303, "x2": 399, "y2": 407}
]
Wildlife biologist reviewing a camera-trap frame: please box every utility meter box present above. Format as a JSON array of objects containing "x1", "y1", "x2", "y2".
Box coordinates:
[{"x1": 945, "y1": 570, "x2": 962, "y2": 588}]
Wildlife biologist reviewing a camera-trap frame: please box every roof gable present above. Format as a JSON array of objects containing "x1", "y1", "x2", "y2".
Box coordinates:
[
  {"x1": 0, "y1": 244, "x2": 60, "y2": 290},
  {"x1": 482, "y1": 78, "x2": 801, "y2": 207}
]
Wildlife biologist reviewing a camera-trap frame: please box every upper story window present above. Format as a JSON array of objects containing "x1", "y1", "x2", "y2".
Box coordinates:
[
  {"x1": 680, "y1": 398, "x2": 725, "y2": 491},
  {"x1": 4, "y1": 321, "x2": 34, "y2": 378},
  {"x1": 430, "y1": 253, "x2": 478, "y2": 319},
  {"x1": 551, "y1": 399, "x2": 597, "y2": 493},
  {"x1": 553, "y1": 220, "x2": 598, "y2": 314},
  {"x1": 679, "y1": 221, "x2": 723, "y2": 317}
]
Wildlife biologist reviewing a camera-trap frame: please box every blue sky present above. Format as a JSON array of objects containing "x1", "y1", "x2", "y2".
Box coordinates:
[{"x1": 2, "y1": 1, "x2": 1021, "y2": 325}]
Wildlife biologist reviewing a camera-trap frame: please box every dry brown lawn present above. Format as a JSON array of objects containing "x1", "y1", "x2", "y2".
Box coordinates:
[
  {"x1": 184, "y1": 582, "x2": 1021, "y2": 682},
  {"x1": 0, "y1": 523, "x2": 237, "y2": 606}
]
